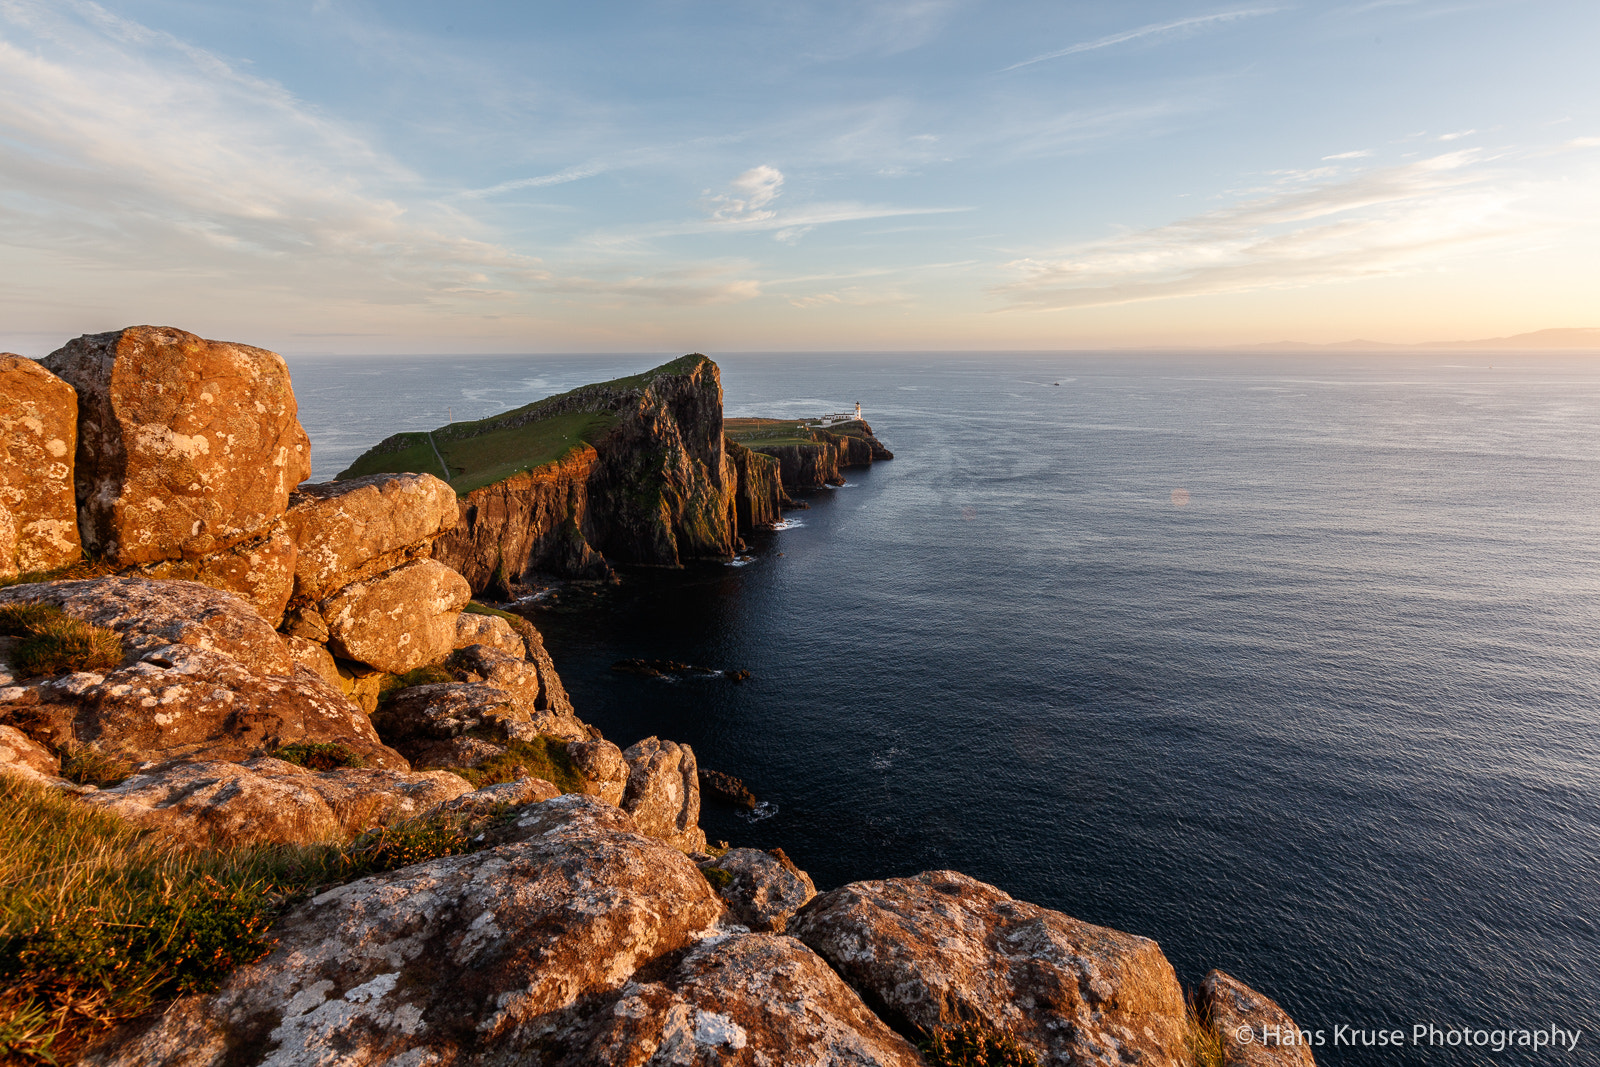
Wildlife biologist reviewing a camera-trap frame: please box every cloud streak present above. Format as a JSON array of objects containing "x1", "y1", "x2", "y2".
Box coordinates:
[
  {"x1": 1001, "y1": 8, "x2": 1281, "y2": 71},
  {"x1": 993, "y1": 151, "x2": 1536, "y2": 311}
]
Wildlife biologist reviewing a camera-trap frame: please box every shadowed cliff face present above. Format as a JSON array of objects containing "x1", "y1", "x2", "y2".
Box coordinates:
[
  {"x1": 733, "y1": 421, "x2": 894, "y2": 490},
  {"x1": 424, "y1": 356, "x2": 782, "y2": 593}
]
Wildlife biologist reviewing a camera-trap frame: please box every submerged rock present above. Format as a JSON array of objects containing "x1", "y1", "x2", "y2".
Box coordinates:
[
  {"x1": 0, "y1": 354, "x2": 82, "y2": 574},
  {"x1": 42, "y1": 327, "x2": 311, "y2": 565},
  {"x1": 698, "y1": 768, "x2": 757, "y2": 809},
  {"x1": 791, "y1": 869, "x2": 1190, "y2": 1067}
]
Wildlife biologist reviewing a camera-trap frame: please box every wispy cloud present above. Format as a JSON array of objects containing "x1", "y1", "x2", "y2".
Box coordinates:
[
  {"x1": 460, "y1": 163, "x2": 610, "y2": 199},
  {"x1": 1323, "y1": 149, "x2": 1373, "y2": 160},
  {"x1": 0, "y1": 0, "x2": 772, "y2": 323},
  {"x1": 1001, "y1": 8, "x2": 1281, "y2": 71},
  {"x1": 706, "y1": 165, "x2": 786, "y2": 222},
  {"x1": 993, "y1": 151, "x2": 1535, "y2": 311}
]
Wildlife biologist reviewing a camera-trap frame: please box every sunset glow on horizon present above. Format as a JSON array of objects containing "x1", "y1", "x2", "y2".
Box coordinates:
[{"x1": 1, "y1": 1, "x2": 1597, "y2": 356}]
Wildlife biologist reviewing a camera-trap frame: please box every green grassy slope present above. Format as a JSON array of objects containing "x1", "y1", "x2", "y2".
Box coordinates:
[{"x1": 337, "y1": 355, "x2": 710, "y2": 494}]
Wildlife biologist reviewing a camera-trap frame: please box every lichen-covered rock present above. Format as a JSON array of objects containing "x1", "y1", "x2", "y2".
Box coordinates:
[
  {"x1": 321, "y1": 558, "x2": 471, "y2": 674},
  {"x1": 85, "y1": 795, "x2": 725, "y2": 1067},
  {"x1": 449, "y1": 643, "x2": 588, "y2": 740},
  {"x1": 0, "y1": 575, "x2": 293, "y2": 675},
  {"x1": 622, "y1": 736, "x2": 706, "y2": 852},
  {"x1": 791, "y1": 869, "x2": 1190, "y2": 1067},
  {"x1": 286, "y1": 473, "x2": 459, "y2": 601},
  {"x1": 1198, "y1": 970, "x2": 1318, "y2": 1067},
  {"x1": 700, "y1": 848, "x2": 816, "y2": 933},
  {"x1": 0, "y1": 723, "x2": 60, "y2": 780},
  {"x1": 454, "y1": 610, "x2": 526, "y2": 658},
  {"x1": 371, "y1": 682, "x2": 517, "y2": 742},
  {"x1": 34, "y1": 643, "x2": 404, "y2": 769},
  {"x1": 41, "y1": 327, "x2": 311, "y2": 565},
  {"x1": 0, "y1": 579, "x2": 402, "y2": 766},
  {"x1": 81, "y1": 759, "x2": 475, "y2": 847},
  {"x1": 133, "y1": 522, "x2": 298, "y2": 625},
  {"x1": 432, "y1": 776, "x2": 561, "y2": 817},
  {"x1": 284, "y1": 635, "x2": 341, "y2": 689},
  {"x1": 82, "y1": 760, "x2": 344, "y2": 847},
  {"x1": 568, "y1": 737, "x2": 628, "y2": 806},
  {"x1": 0, "y1": 354, "x2": 82, "y2": 574},
  {"x1": 573, "y1": 932, "x2": 923, "y2": 1067},
  {"x1": 0, "y1": 504, "x2": 15, "y2": 582}
]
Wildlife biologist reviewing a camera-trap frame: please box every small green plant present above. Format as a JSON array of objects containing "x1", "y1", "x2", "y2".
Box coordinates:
[
  {"x1": 376, "y1": 665, "x2": 455, "y2": 704},
  {"x1": 58, "y1": 746, "x2": 134, "y2": 788},
  {"x1": 463, "y1": 601, "x2": 520, "y2": 622},
  {"x1": 701, "y1": 865, "x2": 733, "y2": 890},
  {"x1": 918, "y1": 1022, "x2": 1040, "y2": 1067},
  {"x1": 444, "y1": 737, "x2": 587, "y2": 793},
  {"x1": 271, "y1": 741, "x2": 367, "y2": 771},
  {"x1": 0, "y1": 602, "x2": 121, "y2": 677}
]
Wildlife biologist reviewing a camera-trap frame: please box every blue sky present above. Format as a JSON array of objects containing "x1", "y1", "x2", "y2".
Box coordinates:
[{"x1": 1, "y1": 0, "x2": 1596, "y2": 354}]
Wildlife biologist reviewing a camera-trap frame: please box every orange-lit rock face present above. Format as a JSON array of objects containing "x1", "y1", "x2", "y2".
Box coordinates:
[
  {"x1": 0, "y1": 354, "x2": 83, "y2": 574},
  {"x1": 43, "y1": 326, "x2": 311, "y2": 565}
]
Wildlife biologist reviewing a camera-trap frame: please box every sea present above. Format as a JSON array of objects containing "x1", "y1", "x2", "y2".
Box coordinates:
[{"x1": 288, "y1": 351, "x2": 1600, "y2": 1066}]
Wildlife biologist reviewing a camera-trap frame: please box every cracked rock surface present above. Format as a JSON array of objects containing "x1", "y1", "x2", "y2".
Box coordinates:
[{"x1": 791, "y1": 869, "x2": 1191, "y2": 1067}]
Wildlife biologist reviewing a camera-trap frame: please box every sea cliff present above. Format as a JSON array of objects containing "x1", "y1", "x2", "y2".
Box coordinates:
[
  {"x1": 341, "y1": 355, "x2": 792, "y2": 593},
  {"x1": 0, "y1": 328, "x2": 1315, "y2": 1067}
]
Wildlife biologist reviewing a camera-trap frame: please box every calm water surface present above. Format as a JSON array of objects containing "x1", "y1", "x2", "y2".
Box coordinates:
[{"x1": 290, "y1": 351, "x2": 1600, "y2": 1066}]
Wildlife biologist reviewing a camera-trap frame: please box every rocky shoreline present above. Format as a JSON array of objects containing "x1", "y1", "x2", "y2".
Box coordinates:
[{"x1": 1, "y1": 327, "x2": 1315, "y2": 1066}]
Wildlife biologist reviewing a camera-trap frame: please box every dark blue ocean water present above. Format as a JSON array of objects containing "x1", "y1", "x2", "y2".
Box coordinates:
[{"x1": 289, "y1": 351, "x2": 1600, "y2": 1066}]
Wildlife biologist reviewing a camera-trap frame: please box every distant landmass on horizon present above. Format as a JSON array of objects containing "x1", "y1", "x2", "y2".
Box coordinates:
[{"x1": 1244, "y1": 327, "x2": 1600, "y2": 351}]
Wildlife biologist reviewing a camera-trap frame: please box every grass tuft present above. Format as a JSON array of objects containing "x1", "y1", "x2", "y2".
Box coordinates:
[
  {"x1": 0, "y1": 773, "x2": 493, "y2": 1064},
  {"x1": 0, "y1": 559, "x2": 119, "y2": 593},
  {"x1": 462, "y1": 601, "x2": 521, "y2": 622},
  {"x1": 376, "y1": 665, "x2": 456, "y2": 705},
  {"x1": 0, "y1": 603, "x2": 121, "y2": 678},
  {"x1": 270, "y1": 742, "x2": 367, "y2": 771},
  {"x1": 437, "y1": 737, "x2": 587, "y2": 793},
  {"x1": 701, "y1": 865, "x2": 733, "y2": 891},
  {"x1": 1186, "y1": 1000, "x2": 1226, "y2": 1067},
  {"x1": 918, "y1": 1022, "x2": 1040, "y2": 1067},
  {"x1": 59, "y1": 747, "x2": 134, "y2": 788}
]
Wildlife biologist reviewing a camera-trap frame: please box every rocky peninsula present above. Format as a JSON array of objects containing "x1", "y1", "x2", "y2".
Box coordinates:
[{"x1": 0, "y1": 327, "x2": 1315, "y2": 1066}]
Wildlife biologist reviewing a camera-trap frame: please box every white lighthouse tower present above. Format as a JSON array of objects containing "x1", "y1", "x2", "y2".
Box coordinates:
[{"x1": 855, "y1": 401, "x2": 861, "y2": 420}]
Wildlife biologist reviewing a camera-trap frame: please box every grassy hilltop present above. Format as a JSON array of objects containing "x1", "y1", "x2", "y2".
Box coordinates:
[{"x1": 338, "y1": 356, "x2": 705, "y2": 494}]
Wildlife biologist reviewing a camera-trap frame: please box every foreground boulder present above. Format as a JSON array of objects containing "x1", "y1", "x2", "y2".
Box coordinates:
[
  {"x1": 321, "y1": 558, "x2": 471, "y2": 673},
  {"x1": 132, "y1": 522, "x2": 299, "y2": 625},
  {"x1": 0, "y1": 354, "x2": 82, "y2": 574},
  {"x1": 568, "y1": 738, "x2": 629, "y2": 805},
  {"x1": 700, "y1": 848, "x2": 816, "y2": 933},
  {"x1": 87, "y1": 796, "x2": 725, "y2": 1066},
  {"x1": 622, "y1": 736, "x2": 706, "y2": 852},
  {"x1": 1199, "y1": 969, "x2": 1317, "y2": 1067},
  {"x1": 791, "y1": 869, "x2": 1190, "y2": 1067},
  {"x1": 42, "y1": 327, "x2": 311, "y2": 565},
  {"x1": 82, "y1": 759, "x2": 473, "y2": 847},
  {"x1": 574, "y1": 932, "x2": 922, "y2": 1066},
  {"x1": 286, "y1": 473, "x2": 460, "y2": 602},
  {"x1": 0, "y1": 577, "x2": 403, "y2": 768}
]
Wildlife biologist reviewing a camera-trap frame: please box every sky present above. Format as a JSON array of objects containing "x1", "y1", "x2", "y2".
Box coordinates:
[{"x1": 1, "y1": 0, "x2": 1597, "y2": 355}]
